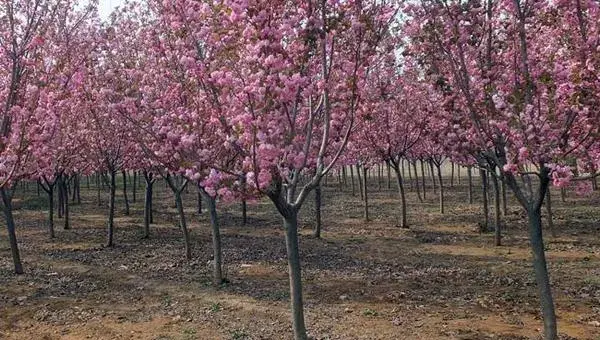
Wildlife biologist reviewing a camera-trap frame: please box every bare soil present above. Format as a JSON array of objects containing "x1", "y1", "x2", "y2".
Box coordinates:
[{"x1": 1, "y1": 174, "x2": 599, "y2": 339}]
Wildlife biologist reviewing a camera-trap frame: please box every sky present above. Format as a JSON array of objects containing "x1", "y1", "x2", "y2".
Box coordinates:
[{"x1": 98, "y1": 0, "x2": 125, "y2": 19}]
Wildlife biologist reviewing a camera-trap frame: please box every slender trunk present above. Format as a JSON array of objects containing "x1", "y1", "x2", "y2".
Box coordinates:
[
  {"x1": 58, "y1": 177, "x2": 64, "y2": 218},
  {"x1": 480, "y1": 169, "x2": 489, "y2": 232},
  {"x1": 377, "y1": 164, "x2": 382, "y2": 191},
  {"x1": 1, "y1": 188, "x2": 24, "y2": 274},
  {"x1": 132, "y1": 172, "x2": 137, "y2": 203},
  {"x1": 143, "y1": 172, "x2": 153, "y2": 239},
  {"x1": 546, "y1": 189, "x2": 556, "y2": 238},
  {"x1": 350, "y1": 165, "x2": 356, "y2": 196},
  {"x1": 393, "y1": 166, "x2": 407, "y2": 228},
  {"x1": 436, "y1": 164, "x2": 444, "y2": 214},
  {"x1": 37, "y1": 181, "x2": 40, "y2": 197},
  {"x1": 314, "y1": 181, "x2": 322, "y2": 238},
  {"x1": 76, "y1": 175, "x2": 81, "y2": 204},
  {"x1": 450, "y1": 162, "x2": 455, "y2": 187},
  {"x1": 356, "y1": 164, "x2": 364, "y2": 201},
  {"x1": 526, "y1": 207, "x2": 557, "y2": 340},
  {"x1": 420, "y1": 160, "x2": 426, "y2": 200},
  {"x1": 430, "y1": 161, "x2": 437, "y2": 193},
  {"x1": 501, "y1": 176, "x2": 508, "y2": 216},
  {"x1": 458, "y1": 166, "x2": 461, "y2": 185},
  {"x1": 407, "y1": 160, "x2": 414, "y2": 191},
  {"x1": 412, "y1": 162, "x2": 422, "y2": 203},
  {"x1": 283, "y1": 212, "x2": 307, "y2": 340},
  {"x1": 592, "y1": 176, "x2": 598, "y2": 191},
  {"x1": 201, "y1": 189, "x2": 223, "y2": 285},
  {"x1": 490, "y1": 173, "x2": 502, "y2": 246},
  {"x1": 63, "y1": 177, "x2": 70, "y2": 230},
  {"x1": 241, "y1": 198, "x2": 247, "y2": 226},
  {"x1": 174, "y1": 190, "x2": 192, "y2": 260},
  {"x1": 106, "y1": 171, "x2": 116, "y2": 247},
  {"x1": 387, "y1": 162, "x2": 391, "y2": 190},
  {"x1": 122, "y1": 170, "x2": 130, "y2": 216},
  {"x1": 560, "y1": 188, "x2": 566, "y2": 202},
  {"x1": 96, "y1": 174, "x2": 102, "y2": 207},
  {"x1": 363, "y1": 166, "x2": 369, "y2": 221},
  {"x1": 197, "y1": 189, "x2": 203, "y2": 214},
  {"x1": 48, "y1": 185, "x2": 55, "y2": 238},
  {"x1": 468, "y1": 167, "x2": 473, "y2": 204}
]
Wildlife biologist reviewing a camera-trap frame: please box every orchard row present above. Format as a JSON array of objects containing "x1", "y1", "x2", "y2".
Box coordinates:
[{"x1": 1, "y1": 1, "x2": 599, "y2": 339}]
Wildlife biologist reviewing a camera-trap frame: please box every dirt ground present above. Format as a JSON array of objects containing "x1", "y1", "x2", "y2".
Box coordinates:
[{"x1": 1, "y1": 172, "x2": 599, "y2": 339}]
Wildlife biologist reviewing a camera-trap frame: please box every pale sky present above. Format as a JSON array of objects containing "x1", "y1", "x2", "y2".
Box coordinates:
[{"x1": 98, "y1": 0, "x2": 125, "y2": 19}]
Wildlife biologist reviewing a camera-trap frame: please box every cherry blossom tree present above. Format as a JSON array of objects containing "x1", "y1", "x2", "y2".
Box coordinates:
[{"x1": 403, "y1": 0, "x2": 600, "y2": 338}]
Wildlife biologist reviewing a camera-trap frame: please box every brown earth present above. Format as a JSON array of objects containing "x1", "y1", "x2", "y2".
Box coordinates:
[{"x1": 1, "y1": 172, "x2": 599, "y2": 339}]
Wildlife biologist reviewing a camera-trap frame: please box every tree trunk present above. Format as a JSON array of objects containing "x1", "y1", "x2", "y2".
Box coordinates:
[
  {"x1": 436, "y1": 164, "x2": 444, "y2": 214},
  {"x1": 546, "y1": 189, "x2": 556, "y2": 238},
  {"x1": 1, "y1": 188, "x2": 24, "y2": 274},
  {"x1": 377, "y1": 164, "x2": 382, "y2": 191},
  {"x1": 197, "y1": 189, "x2": 203, "y2": 214},
  {"x1": 412, "y1": 162, "x2": 422, "y2": 203},
  {"x1": 526, "y1": 207, "x2": 558, "y2": 340},
  {"x1": 283, "y1": 212, "x2": 308, "y2": 340},
  {"x1": 387, "y1": 162, "x2": 391, "y2": 190},
  {"x1": 174, "y1": 189, "x2": 192, "y2": 260},
  {"x1": 314, "y1": 181, "x2": 322, "y2": 238},
  {"x1": 106, "y1": 171, "x2": 116, "y2": 247},
  {"x1": 363, "y1": 166, "x2": 369, "y2": 221},
  {"x1": 420, "y1": 160, "x2": 426, "y2": 200},
  {"x1": 458, "y1": 166, "x2": 461, "y2": 185},
  {"x1": 122, "y1": 170, "x2": 130, "y2": 216},
  {"x1": 407, "y1": 160, "x2": 414, "y2": 191},
  {"x1": 58, "y1": 177, "x2": 64, "y2": 218},
  {"x1": 480, "y1": 169, "x2": 489, "y2": 232},
  {"x1": 96, "y1": 173, "x2": 102, "y2": 207},
  {"x1": 132, "y1": 172, "x2": 137, "y2": 203},
  {"x1": 560, "y1": 188, "x2": 566, "y2": 202},
  {"x1": 393, "y1": 166, "x2": 407, "y2": 228},
  {"x1": 356, "y1": 164, "x2": 364, "y2": 201},
  {"x1": 501, "y1": 176, "x2": 508, "y2": 216},
  {"x1": 350, "y1": 165, "x2": 355, "y2": 196},
  {"x1": 450, "y1": 162, "x2": 455, "y2": 187},
  {"x1": 48, "y1": 184, "x2": 55, "y2": 238},
  {"x1": 467, "y1": 166, "x2": 473, "y2": 204},
  {"x1": 490, "y1": 173, "x2": 502, "y2": 246},
  {"x1": 429, "y1": 161, "x2": 437, "y2": 193},
  {"x1": 63, "y1": 177, "x2": 70, "y2": 230},
  {"x1": 201, "y1": 189, "x2": 223, "y2": 285},
  {"x1": 143, "y1": 171, "x2": 153, "y2": 239}
]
